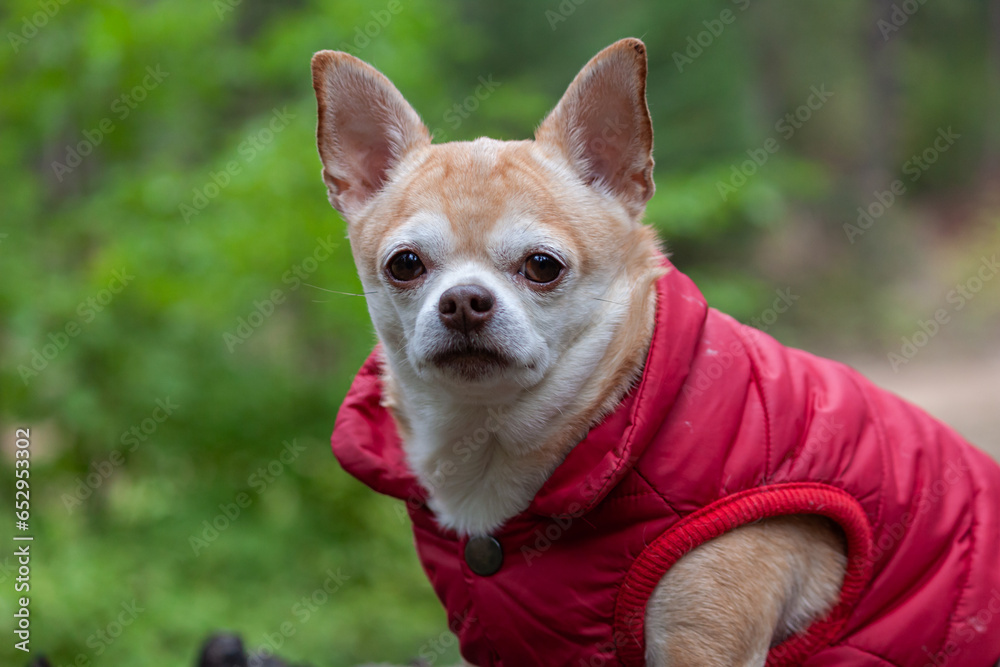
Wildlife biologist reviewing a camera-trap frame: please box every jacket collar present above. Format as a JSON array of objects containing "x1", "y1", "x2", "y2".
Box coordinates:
[{"x1": 330, "y1": 259, "x2": 709, "y2": 520}]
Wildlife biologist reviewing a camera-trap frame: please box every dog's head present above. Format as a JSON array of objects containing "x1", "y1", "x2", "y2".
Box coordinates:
[{"x1": 311, "y1": 39, "x2": 660, "y2": 402}]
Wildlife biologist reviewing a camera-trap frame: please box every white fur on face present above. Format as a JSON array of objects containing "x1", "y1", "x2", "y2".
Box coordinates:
[
  {"x1": 355, "y1": 175, "x2": 640, "y2": 535},
  {"x1": 363, "y1": 207, "x2": 618, "y2": 405},
  {"x1": 322, "y1": 39, "x2": 662, "y2": 535}
]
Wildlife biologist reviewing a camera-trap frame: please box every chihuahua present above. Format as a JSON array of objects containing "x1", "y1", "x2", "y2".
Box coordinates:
[{"x1": 313, "y1": 39, "x2": 1000, "y2": 667}]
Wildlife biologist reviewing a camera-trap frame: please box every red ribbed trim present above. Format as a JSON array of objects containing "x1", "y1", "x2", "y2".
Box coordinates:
[{"x1": 613, "y1": 483, "x2": 873, "y2": 666}]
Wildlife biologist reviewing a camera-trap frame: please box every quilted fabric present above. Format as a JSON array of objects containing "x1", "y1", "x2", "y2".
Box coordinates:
[{"x1": 332, "y1": 260, "x2": 1000, "y2": 667}]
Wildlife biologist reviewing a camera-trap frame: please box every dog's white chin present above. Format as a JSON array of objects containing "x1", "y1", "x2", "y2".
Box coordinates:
[{"x1": 412, "y1": 353, "x2": 546, "y2": 400}]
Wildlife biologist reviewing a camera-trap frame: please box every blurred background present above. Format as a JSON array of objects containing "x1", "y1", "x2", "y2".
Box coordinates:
[{"x1": 1, "y1": 0, "x2": 998, "y2": 665}]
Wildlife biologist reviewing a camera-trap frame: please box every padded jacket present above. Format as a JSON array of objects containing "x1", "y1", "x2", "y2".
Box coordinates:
[{"x1": 331, "y1": 261, "x2": 1000, "y2": 666}]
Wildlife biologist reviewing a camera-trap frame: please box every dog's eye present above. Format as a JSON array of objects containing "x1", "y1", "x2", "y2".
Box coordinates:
[
  {"x1": 388, "y1": 251, "x2": 425, "y2": 282},
  {"x1": 521, "y1": 254, "x2": 563, "y2": 284}
]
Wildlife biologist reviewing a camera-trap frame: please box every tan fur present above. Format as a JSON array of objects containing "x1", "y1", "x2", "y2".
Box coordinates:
[
  {"x1": 645, "y1": 516, "x2": 846, "y2": 667},
  {"x1": 312, "y1": 39, "x2": 847, "y2": 667}
]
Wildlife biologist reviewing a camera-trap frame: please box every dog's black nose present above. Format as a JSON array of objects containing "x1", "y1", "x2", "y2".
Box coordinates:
[{"x1": 438, "y1": 284, "x2": 495, "y2": 334}]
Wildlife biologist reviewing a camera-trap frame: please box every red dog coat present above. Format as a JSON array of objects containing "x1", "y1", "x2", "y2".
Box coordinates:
[{"x1": 332, "y1": 261, "x2": 1000, "y2": 666}]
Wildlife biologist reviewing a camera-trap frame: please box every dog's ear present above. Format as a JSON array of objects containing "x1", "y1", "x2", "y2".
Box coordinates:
[
  {"x1": 535, "y1": 38, "x2": 654, "y2": 218},
  {"x1": 311, "y1": 51, "x2": 430, "y2": 218}
]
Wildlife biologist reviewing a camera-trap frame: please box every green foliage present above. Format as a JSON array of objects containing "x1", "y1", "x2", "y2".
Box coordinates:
[{"x1": 0, "y1": 0, "x2": 996, "y2": 665}]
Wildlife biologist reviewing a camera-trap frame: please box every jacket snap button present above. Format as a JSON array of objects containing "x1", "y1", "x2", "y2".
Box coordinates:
[{"x1": 465, "y1": 535, "x2": 503, "y2": 576}]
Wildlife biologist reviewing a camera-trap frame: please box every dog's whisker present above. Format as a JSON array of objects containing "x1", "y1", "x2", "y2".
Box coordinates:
[
  {"x1": 303, "y1": 283, "x2": 375, "y2": 297},
  {"x1": 593, "y1": 297, "x2": 627, "y2": 307}
]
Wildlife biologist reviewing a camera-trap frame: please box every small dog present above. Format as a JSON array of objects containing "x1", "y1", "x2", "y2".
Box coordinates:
[{"x1": 314, "y1": 39, "x2": 1000, "y2": 666}]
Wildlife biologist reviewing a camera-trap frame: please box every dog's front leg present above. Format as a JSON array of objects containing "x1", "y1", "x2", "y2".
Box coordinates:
[{"x1": 643, "y1": 515, "x2": 846, "y2": 667}]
